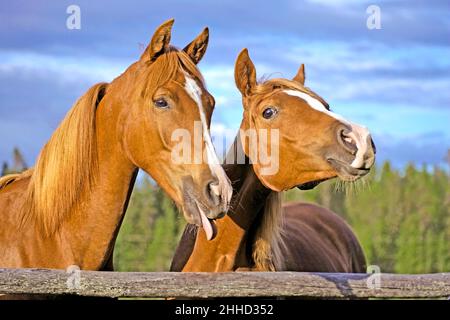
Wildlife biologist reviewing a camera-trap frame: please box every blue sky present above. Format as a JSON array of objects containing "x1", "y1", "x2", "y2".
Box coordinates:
[{"x1": 0, "y1": 0, "x2": 449, "y2": 169}]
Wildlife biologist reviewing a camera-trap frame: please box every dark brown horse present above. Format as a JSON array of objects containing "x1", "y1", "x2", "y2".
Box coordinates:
[
  {"x1": 171, "y1": 49, "x2": 374, "y2": 273},
  {"x1": 0, "y1": 19, "x2": 232, "y2": 271}
]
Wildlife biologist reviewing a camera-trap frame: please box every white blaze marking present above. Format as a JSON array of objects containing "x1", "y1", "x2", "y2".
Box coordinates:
[
  {"x1": 283, "y1": 89, "x2": 371, "y2": 169},
  {"x1": 184, "y1": 74, "x2": 219, "y2": 168},
  {"x1": 283, "y1": 90, "x2": 350, "y2": 126},
  {"x1": 184, "y1": 73, "x2": 232, "y2": 203}
]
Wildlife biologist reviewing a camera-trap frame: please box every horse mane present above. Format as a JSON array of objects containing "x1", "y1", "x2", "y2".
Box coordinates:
[
  {"x1": 18, "y1": 82, "x2": 108, "y2": 235},
  {"x1": 252, "y1": 191, "x2": 286, "y2": 271}
]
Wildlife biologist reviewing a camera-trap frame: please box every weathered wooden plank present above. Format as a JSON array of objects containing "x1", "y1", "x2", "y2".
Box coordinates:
[{"x1": 0, "y1": 268, "x2": 449, "y2": 298}]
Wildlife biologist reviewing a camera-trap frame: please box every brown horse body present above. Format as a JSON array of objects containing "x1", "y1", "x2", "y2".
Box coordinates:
[
  {"x1": 171, "y1": 49, "x2": 374, "y2": 273},
  {"x1": 0, "y1": 20, "x2": 232, "y2": 271},
  {"x1": 280, "y1": 202, "x2": 366, "y2": 272}
]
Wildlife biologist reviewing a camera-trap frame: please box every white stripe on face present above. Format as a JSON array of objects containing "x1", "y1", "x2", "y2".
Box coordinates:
[
  {"x1": 183, "y1": 73, "x2": 232, "y2": 203},
  {"x1": 283, "y1": 89, "x2": 371, "y2": 169},
  {"x1": 283, "y1": 90, "x2": 350, "y2": 126}
]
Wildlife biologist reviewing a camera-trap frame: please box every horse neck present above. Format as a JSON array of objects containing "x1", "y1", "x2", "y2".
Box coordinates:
[
  {"x1": 59, "y1": 90, "x2": 138, "y2": 270},
  {"x1": 179, "y1": 136, "x2": 273, "y2": 272}
]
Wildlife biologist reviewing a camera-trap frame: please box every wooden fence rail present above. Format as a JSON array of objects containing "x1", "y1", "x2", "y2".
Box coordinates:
[{"x1": 0, "y1": 268, "x2": 449, "y2": 299}]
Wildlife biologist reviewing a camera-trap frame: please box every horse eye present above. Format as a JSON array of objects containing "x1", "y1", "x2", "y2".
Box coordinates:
[
  {"x1": 154, "y1": 98, "x2": 169, "y2": 109},
  {"x1": 262, "y1": 107, "x2": 277, "y2": 119}
]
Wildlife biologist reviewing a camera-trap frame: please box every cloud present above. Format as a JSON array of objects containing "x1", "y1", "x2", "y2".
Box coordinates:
[{"x1": 0, "y1": 51, "x2": 126, "y2": 83}]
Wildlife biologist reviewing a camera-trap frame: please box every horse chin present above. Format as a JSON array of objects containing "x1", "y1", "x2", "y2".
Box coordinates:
[
  {"x1": 327, "y1": 158, "x2": 370, "y2": 182},
  {"x1": 297, "y1": 179, "x2": 327, "y2": 190},
  {"x1": 296, "y1": 158, "x2": 371, "y2": 190}
]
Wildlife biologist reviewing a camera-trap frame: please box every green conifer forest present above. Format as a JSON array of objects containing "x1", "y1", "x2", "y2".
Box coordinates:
[{"x1": 113, "y1": 161, "x2": 450, "y2": 273}]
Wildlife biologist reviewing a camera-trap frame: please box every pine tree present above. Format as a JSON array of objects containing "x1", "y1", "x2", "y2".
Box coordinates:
[
  {"x1": 13, "y1": 147, "x2": 27, "y2": 171},
  {"x1": 1, "y1": 147, "x2": 27, "y2": 176},
  {"x1": 1, "y1": 162, "x2": 8, "y2": 176}
]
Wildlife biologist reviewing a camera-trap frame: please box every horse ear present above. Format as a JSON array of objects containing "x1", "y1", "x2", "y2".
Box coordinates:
[
  {"x1": 141, "y1": 18, "x2": 174, "y2": 62},
  {"x1": 293, "y1": 64, "x2": 305, "y2": 85},
  {"x1": 183, "y1": 27, "x2": 209, "y2": 64},
  {"x1": 235, "y1": 48, "x2": 257, "y2": 97}
]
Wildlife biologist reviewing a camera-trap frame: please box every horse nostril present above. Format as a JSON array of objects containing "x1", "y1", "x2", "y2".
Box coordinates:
[
  {"x1": 370, "y1": 137, "x2": 377, "y2": 154},
  {"x1": 339, "y1": 128, "x2": 357, "y2": 155},
  {"x1": 206, "y1": 181, "x2": 221, "y2": 206}
]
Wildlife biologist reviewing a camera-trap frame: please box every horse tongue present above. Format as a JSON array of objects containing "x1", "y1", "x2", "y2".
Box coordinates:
[{"x1": 199, "y1": 210, "x2": 217, "y2": 241}]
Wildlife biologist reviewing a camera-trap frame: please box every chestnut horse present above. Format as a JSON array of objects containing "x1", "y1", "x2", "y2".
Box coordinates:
[
  {"x1": 171, "y1": 49, "x2": 375, "y2": 273},
  {"x1": 0, "y1": 19, "x2": 232, "y2": 271}
]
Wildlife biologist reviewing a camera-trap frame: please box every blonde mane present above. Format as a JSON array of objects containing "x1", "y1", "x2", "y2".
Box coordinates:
[
  {"x1": 252, "y1": 191, "x2": 286, "y2": 271},
  {"x1": 19, "y1": 82, "x2": 108, "y2": 235}
]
